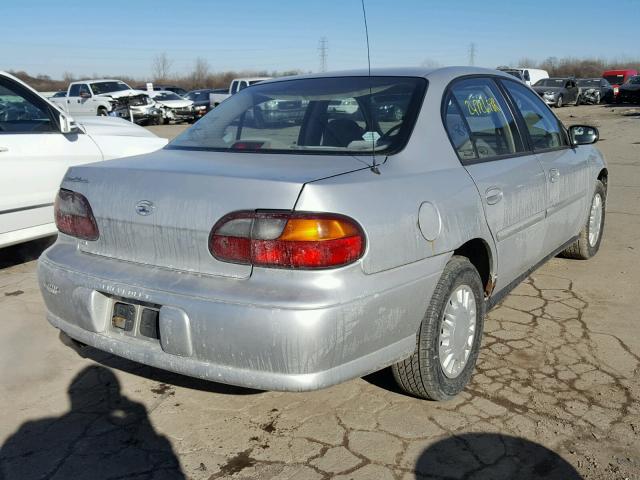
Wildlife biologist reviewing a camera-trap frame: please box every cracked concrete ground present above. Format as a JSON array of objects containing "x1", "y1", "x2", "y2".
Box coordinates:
[{"x1": 1, "y1": 105, "x2": 638, "y2": 479}]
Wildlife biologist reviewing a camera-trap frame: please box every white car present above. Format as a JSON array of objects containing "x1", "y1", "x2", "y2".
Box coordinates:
[
  {"x1": 497, "y1": 67, "x2": 549, "y2": 86},
  {"x1": 209, "y1": 77, "x2": 272, "y2": 107},
  {"x1": 50, "y1": 79, "x2": 148, "y2": 117},
  {"x1": 0, "y1": 71, "x2": 168, "y2": 248},
  {"x1": 147, "y1": 90, "x2": 195, "y2": 124}
]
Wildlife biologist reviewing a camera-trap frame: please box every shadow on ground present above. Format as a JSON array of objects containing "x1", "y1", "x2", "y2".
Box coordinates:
[
  {"x1": 0, "y1": 236, "x2": 55, "y2": 270},
  {"x1": 61, "y1": 332, "x2": 262, "y2": 396},
  {"x1": 415, "y1": 433, "x2": 582, "y2": 479},
  {"x1": 0, "y1": 365, "x2": 185, "y2": 480}
]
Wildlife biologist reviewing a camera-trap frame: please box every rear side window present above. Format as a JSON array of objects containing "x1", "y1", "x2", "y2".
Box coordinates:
[
  {"x1": 443, "y1": 97, "x2": 476, "y2": 161},
  {"x1": 446, "y1": 78, "x2": 524, "y2": 160},
  {"x1": 501, "y1": 79, "x2": 568, "y2": 151}
]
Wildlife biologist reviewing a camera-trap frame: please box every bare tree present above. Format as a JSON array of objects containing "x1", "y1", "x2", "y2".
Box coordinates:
[
  {"x1": 191, "y1": 57, "x2": 210, "y2": 88},
  {"x1": 152, "y1": 52, "x2": 173, "y2": 82},
  {"x1": 421, "y1": 58, "x2": 442, "y2": 69}
]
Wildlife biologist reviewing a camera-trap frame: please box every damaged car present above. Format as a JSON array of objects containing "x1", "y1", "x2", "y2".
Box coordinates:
[
  {"x1": 39, "y1": 67, "x2": 607, "y2": 400},
  {"x1": 532, "y1": 77, "x2": 581, "y2": 107},
  {"x1": 109, "y1": 93, "x2": 163, "y2": 125},
  {"x1": 148, "y1": 90, "x2": 195, "y2": 124},
  {"x1": 577, "y1": 78, "x2": 614, "y2": 104}
]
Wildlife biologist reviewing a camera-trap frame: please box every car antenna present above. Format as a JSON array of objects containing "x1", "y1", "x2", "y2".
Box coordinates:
[{"x1": 361, "y1": 0, "x2": 380, "y2": 174}]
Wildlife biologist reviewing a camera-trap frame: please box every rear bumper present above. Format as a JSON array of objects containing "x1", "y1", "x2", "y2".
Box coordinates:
[{"x1": 38, "y1": 244, "x2": 446, "y2": 391}]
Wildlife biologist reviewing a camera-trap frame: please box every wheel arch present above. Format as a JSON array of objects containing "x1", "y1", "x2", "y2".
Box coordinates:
[
  {"x1": 453, "y1": 238, "x2": 495, "y2": 296},
  {"x1": 597, "y1": 167, "x2": 608, "y2": 192}
]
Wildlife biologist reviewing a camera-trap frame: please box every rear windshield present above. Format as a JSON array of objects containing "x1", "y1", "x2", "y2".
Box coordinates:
[
  {"x1": 577, "y1": 79, "x2": 600, "y2": 87},
  {"x1": 168, "y1": 76, "x2": 427, "y2": 156},
  {"x1": 90, "y1": 81, "x2": 131, "y2": 94},
  {"x1": 629, "y1": 76, "x2": 640, "y2": 85},
  {"x1": 535, "y1": 79, "x2": 564, "y2": 87},
  {"x1": 603, "y1": 74, "x2": 625, "y2": 85}
]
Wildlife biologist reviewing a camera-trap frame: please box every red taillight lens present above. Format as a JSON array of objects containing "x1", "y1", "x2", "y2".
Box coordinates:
[
  {"x1": 209, "y1": 211, "x2": 365, "y2": 269},
  {"x1": 54, "y1": 189, "x2": 99, "y2": 241}
]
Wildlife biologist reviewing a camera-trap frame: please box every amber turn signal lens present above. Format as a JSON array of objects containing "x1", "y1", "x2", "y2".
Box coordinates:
[{"x1": 278, "y1": 218, "x2": 360, "y2": 242}]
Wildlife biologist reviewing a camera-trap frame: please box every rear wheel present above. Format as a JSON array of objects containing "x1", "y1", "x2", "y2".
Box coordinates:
[
  {"x1": 561, "y1": 180, "x2": 606, "y2": 259},
  {"x1": 392, "y1": 256, "x2": 485, "y2": 400}
]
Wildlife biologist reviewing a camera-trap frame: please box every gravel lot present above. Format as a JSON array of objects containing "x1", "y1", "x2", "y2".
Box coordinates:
[{"x1": 1, "y1": 105, "x2": 638, "y2": 480}]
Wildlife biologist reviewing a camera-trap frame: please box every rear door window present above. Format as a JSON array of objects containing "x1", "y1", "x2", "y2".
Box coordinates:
[
  {"x1": 443, "y1": 96, "x2": 476, "y2": 161},
  {"x1": 447, "y1": 78, "x2": 524, "y2": 160},
  {"x1": 500, "y1": 79, "x2": 568, "y2": 151}
]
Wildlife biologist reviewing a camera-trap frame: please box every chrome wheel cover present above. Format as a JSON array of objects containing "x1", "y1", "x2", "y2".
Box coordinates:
[
  {"x1": 588, "y1": 193, "x2": 603, "y2": 247},
  {"x1": 438, "y1": 285, "x2": 477, "y2": 379}
]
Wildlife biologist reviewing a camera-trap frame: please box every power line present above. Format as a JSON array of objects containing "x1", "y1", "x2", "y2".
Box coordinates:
[
  {"x1": 468, "y1": 42, "x2": 476, "y2": 66},
  {"x1": 318, "y1": 37, "x2": 328, "y2": 73}
]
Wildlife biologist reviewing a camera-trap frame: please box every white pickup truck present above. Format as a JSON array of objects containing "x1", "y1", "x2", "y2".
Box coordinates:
[
  {"x1": 0, "y1": 72, "x2": 167, "y2": 248},
  {"x1": 209, "y1": 77, "x2": 271, "y2": 107},
  {"x1": 50, "y1": 79, "x2": 147, "y2": 116}
]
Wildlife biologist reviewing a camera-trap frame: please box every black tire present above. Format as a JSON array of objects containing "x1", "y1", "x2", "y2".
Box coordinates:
[
  {"x1": 392, "y1": 256, "x2": 485, "y2": 401},
  {"x1": 555, "y1": 95, "x2": 564, "y2": 108},
  {"x1": 595, "y1": 92, "x2": 601, "y2": 104},
  {"x1": 561, "y1": 180, "x2": 606, "y2": 260},
  {"x1": 574, "y1": 94, "x2": 581, "y2": 106},
  {"x1": 97, "y1": 107, "x2": 108, "y2": 116}
]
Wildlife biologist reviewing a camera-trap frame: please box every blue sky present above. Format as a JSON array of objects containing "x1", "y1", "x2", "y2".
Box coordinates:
[{"x1": 3, "y1": 0, "x2": 639, "y2": 79}]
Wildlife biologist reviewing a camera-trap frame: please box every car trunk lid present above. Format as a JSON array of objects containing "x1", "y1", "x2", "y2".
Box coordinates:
[{"x1": 61, "y1": 148, "x2": 368, "y2": 278}]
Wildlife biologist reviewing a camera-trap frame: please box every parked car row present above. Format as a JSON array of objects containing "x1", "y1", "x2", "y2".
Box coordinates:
[
  {"x1": 48, "y1": 79, "x2": 197, "y2": 125},
  {"x1": 498, "y1": 66, "x2": 639, "y2": 106}
]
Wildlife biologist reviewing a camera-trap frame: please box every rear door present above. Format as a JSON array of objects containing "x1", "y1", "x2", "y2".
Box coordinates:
[
  {"x1": 500, "y1": 79, "x2": 590, "y2": 254},
  {"x1": 0, "y1": 76, "x2": 100, "y2": 238},
  {"x1": 444, "y1": 77, "x2": 547, "y2": 292}
]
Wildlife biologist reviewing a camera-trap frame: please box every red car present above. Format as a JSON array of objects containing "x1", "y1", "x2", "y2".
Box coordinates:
[{"x1": 602, "y1": 69, "x2": 639, "y2": 100}]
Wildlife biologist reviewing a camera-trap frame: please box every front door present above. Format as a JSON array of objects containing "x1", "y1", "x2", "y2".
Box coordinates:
[{"x1": 444, "y1": 77, "x2": 547, "y2": 292}]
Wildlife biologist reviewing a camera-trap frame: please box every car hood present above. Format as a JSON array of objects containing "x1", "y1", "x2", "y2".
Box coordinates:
[
  {"x1": 154, "y1": 99, "x2": 194, "y2": 108},
  {"x1": 533, "y1": 86, "x2": 561, "y2": 93},
  {"x1": 75, "y1": 116, "x2": 162, "y2": 138}
]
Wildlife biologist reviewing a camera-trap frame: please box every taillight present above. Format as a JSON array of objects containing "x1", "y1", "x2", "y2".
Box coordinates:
[
  {"x1": 54, "y1": 189, "x2": 99, "y2": 241},
  {"x1": 209, "y1": 211, "x2": 365, "y2": 269}
]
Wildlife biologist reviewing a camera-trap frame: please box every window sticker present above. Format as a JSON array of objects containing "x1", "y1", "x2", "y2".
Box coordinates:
[{"x1": 464, "y1": 94, "x2": 502, "y2": 116}]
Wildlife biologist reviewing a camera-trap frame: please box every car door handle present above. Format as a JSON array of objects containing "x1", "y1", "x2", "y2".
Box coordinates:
[
  {"x1": 485, "y1": 187, "x2": 503, "y2": 205},
  {"x1": 549, "y1": 168, "x2": 560, "y2": 183},
  {"x1": 0, "y1": 146, "x2": 8, "y2": 152}
]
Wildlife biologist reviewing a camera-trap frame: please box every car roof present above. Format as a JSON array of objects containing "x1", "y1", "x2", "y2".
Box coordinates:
[
  {"x1": 73, "y1": 79, "x2": 125, "y2": 84},
  {"x1": 262, "y1": 66, "x2": 516, "y2": 85}
]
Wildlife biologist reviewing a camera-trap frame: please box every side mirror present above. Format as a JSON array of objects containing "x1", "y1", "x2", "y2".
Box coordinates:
[
  {"x1": 79, "y1": 91, "x2": 91, "y2": 99},
  {"x1": 569, "y1": 125, "x2": 599, "y2": 145},
  {"x1": 59, "y1": 113, "x2": 80, "y2": 134}
]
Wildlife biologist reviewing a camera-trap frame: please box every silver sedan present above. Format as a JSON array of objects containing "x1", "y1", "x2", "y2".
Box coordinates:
[{"x1": 38, "y1": 67, "x2": 607, "y2": 400}]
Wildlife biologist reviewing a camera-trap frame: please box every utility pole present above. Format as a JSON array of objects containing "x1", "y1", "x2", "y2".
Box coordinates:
[
  {"x1": 318, "y1": 37, "x2": 328, "y2": 73},
  {"x1": 468, "y1": 42, "x2": 476, "y2": 66}
]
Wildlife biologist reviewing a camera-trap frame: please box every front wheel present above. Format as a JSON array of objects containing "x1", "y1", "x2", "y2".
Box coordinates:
[
  {"x1": 561, "y1": 180, "x2": 606, "y2": 259},
  {"x1": 556, "y1": 95, "x2": 564, "y2": 108},
  {"x1": 97, "y1": 107, "x2": 108, "y2": 116},
  {"x1": 574, "y1": 94, "x2": 581, "y2": 106},
  {"x1": 392, "y1": 256, "x2": 485, "y2": 400}
]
